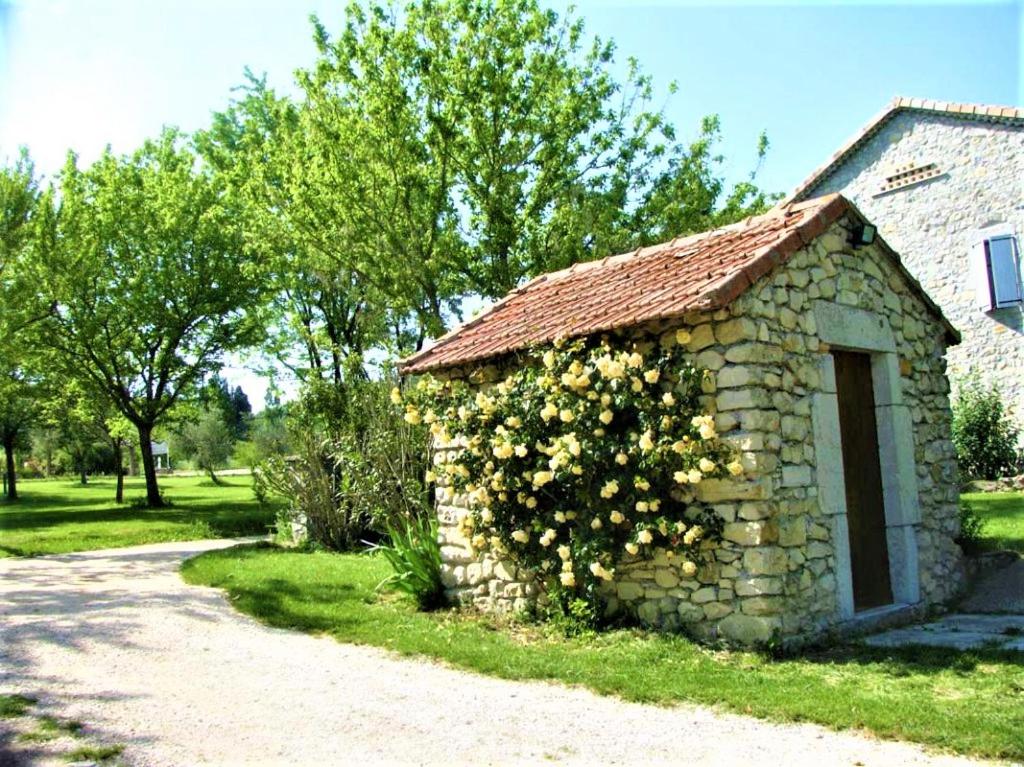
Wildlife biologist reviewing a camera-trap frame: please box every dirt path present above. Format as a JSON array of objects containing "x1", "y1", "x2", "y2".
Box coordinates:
[{"x1": 0, "y1": 540, "x2": 998, "y2": 766}]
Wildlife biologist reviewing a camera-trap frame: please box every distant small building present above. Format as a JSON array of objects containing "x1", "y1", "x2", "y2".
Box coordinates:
[
  {"x1": 784, "y1": 97, "x2": 1024, "y2": 427},
  {"x1": 151, "y1": 442, "x2": 170, "y2": 471}
]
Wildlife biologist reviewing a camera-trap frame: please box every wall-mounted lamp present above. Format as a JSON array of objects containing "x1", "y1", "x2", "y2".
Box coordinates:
[{"x1": 849, "y1": 222, "x2": 877, "y2": 248}]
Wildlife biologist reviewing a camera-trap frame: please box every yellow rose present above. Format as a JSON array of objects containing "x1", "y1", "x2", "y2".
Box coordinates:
[
  {"x1": 514, "y1": 444, "x2": 528, "y2": 457},
  {"x1": 403, "y1": 408, "x2": 422, "y2": 425},
  {"x1": 424, "y1": 470, "x2": 437, "y2": 483},
  {"x1": 687, "y1": 469, "x2": 703, "y2": 484},
  {"x1": 481, "y1": 508, "x2": 493, "y2": 524},
  {"x1": 682, "y1": 560, "x2": 698, "y2": 577},
  {"x1": 590, "y1": 517, "x2": 603, "y2": 530},
  {"x1": 543, "y1": 349, "x2": 556, "y2": 368},
  {"x1": 525, "y1": 496, "x2": 538, "y2": 509},
  {"x1": 675, "y1": 328, "x2": 691, "y2": 345},
  {"x1": 599, "y1": 409, "x2": 614, "y2": 424},
  {"x1": 631, "y1": 377, "x2": 643, "y2": 392},
  {"x1": 662, "y1": 391, "x2": 676, "y2": 407},
  {"x1": 638, "y1": 430, "x2": 655, "y2": 452},
  {"x1": 506, "y1": 416, "x2": 522, "y2": 428},
  {"x1": 634, "y1": 477, "x2": 650, "y2": 491},
  {"x1": 625, "y1": 542, "x2": 639, "y2": 555},
  {"x1": 557, "y1": 544, "x2": 571, "y2": 561},
  {"x1": 637, "y1": 529, "x2": 653, "y2": 544},
  {"x1": 541, "y1": 402, "x2": 559, "y2": 421},
  {"x1": 615, "y1": 452, "x2": 629, "y2": 465},
  {"x1": 627, "y1": 352, "x2": 643, "y2": 368},
  {"x1": 471, "y1": 533, "x2": 487, "y2": 550},
  {"x1": 492, "y1": 442, "x2": 514, "y2": 460},
  {"x1": 673, "y1": 470, "x2": 688, "y2": 484},
  {"x1": 559, "y1": 409, "x2": 575, "y2": 423},
  {"x1": 560, "y1": 571, "x2": 576, "y2": 587},
  {"x1": 610, "y1": 510, "x2": 625, "y2": 524},
  {"x1": 635, "y1": 500, "x2": 649, "y2": 512},
  {"x1": 727, "y1": 460, "x2": 744, "y2": 476},
  {"x1": 600, "y1": 479, "x2": 619, "y2": 498},
  {"x1": 643, "y1": 369, "x2": 660, "y2": 384},
  {"x1": 533, "y1": 471, "x2": 553, "y2": 487},
  {"x1": 389, "y1": 387, "x2": 402, "y2": 405},
  {"x1": 511, "y1": 529, "x2": 529, "y2": 543},
  {"x1": 698, "y1": 457, "x2": 716, "y2": 473}
]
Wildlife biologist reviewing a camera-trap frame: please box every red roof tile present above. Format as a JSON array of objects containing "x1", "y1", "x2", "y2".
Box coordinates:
[
  {"x1": 399, "y1": 194, "x2": 958, "y2": 375},
  {"x1": 783, "y1": 96, "x2": 1024, "y2": 205}
]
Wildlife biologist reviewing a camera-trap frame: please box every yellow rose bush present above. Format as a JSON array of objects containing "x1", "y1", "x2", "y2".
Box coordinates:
[{"x1": 396, "y1": 331, "x2": 735, "y2": 613}]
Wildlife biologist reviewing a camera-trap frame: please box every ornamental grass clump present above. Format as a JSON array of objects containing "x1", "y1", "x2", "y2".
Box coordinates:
[{"x1": 396, "y1": 329, "x2": 741, "y2": 615}]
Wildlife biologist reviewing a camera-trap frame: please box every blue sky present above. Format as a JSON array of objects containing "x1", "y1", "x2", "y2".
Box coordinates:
[{"x1": 0, "y1": 0, "x2": 1020, "y2": 405}]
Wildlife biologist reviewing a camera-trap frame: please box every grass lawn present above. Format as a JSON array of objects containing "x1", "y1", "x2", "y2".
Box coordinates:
[
  {"x1": 183, "y1": 544, "x2": 1024, "y2": 762},
  {"x1": 0, "y1": 475, "x2": 279, "y2": 557},
  {"x1": 961, "y1": 491, "x2": 1024, "y2": 553}
]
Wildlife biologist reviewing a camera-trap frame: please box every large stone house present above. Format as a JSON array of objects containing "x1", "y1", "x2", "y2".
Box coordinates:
[
  {"x1": 784, "y1": 97, "x2": 1024, "y2": 428},
  {"x1": 401, "y1": 194, "x2": 965, "y2": 646}
]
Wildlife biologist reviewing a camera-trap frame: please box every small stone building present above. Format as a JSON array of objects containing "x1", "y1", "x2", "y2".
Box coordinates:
[
  {"x1": 400, "y1": 194, "x2": 965, "y2": 646},
  {"x1": 785, "y1": 97, "x2": 1024, "y2": 430}
]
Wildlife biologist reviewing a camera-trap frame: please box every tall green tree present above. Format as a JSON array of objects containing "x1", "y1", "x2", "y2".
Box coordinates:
[
  {"x1": 197, "y1": 73, "x2": 388, "y2": 384},
  {"x1": 0, "y1": 151, "x2": 43, "y2": 500},
  {"x1": 218, "y1": 1, "x2": 775, "y2": 360},
  {"x1": 29, "y1": 130, "x2": 269, "y2": 507}
]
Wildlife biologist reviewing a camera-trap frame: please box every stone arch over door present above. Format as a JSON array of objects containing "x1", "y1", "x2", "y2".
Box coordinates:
[{"x1": 810, "y1": 301, "x2": 922, "y2": 621}]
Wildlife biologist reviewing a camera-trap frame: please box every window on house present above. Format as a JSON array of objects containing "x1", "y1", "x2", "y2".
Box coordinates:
[{"x1": 984, "y1": 235, "x2": 1023, "y2": 309}]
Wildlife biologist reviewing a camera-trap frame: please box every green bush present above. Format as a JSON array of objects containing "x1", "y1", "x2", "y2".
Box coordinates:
[
  {"x1": 257, "y1": 370, "x2": 432, "y2": 551},
  {"x1": 374, "y1": 512, "x2": 445, "y2": 610},
  {"x1": 951, "y1": 375, "x2": 1021, "y2": 481},
  {"x1": 956, "y1": 501, "x2": 988, "y2": 554}
]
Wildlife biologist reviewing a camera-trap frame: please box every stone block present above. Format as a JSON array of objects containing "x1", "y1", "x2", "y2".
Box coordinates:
[
  {"x1": 781, "y1": 464, "x2": 813, "y2": 488},
  {"x1": 777, "y1": 516, "x2": 807, "y2": 547},
  {"x1": 697, "y1": 478, "x2": 772, "y2": 502},
  {"x1": 734, "y1": 576, "x2": 783, "y2": 596},
  {"x1": 617, "y1": 581, "x2": 644, "y2": 601},
  {"x1": 686, "y1": 324, "x2": 716, "y2": 352},
  {"x1": 743, "y1": 547, "x2": 788, "y2": 575},
  {"x1": 722, "y1": 521, "x2": 777, "y2": 546},
  {"x1": 715, "y1": 317, "x2": 758, "y2": 345},
  {"x1": 718, "y1": 614, "x2": 777, "y2": 645},
  {"x1": 654, "y1": 568, "x2": 680, "y2": 589},
  {"x1": 691, "y1": 587, "x2": 717, "y2": 603}
]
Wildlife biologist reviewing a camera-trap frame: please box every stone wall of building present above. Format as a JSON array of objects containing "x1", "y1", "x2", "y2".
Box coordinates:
[
  {"x1": 435, "y1": 216, "x2": 964, "y2": 645},
  {"x1": 805, "y1": 113, "x2": 1024, "y2": 428}
]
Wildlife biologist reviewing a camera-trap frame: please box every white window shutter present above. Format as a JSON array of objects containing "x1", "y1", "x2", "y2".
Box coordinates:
[{"x1": 969, "y1": 233, "x2": 994, "y2": 312}]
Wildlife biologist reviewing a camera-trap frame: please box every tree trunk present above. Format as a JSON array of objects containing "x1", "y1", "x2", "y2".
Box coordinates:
[
  {"x1": 128, "y1": 443, "x2": 138, "y2": 477},
  {"x1": 137, "y1": 424, "x2": 163, "y2": 508},
  {"x1": 113, "y1": 438, "x2": 124, "y2": 504},
  {"x1": 80, "y1": 464, "x2": 88, "y2": 485},
  {"x1": 3, "y1": 436, "x2": 16, "y2": 502},
  {"x1": 207, "y1": 467, "x2": 222, "y2": 486}
]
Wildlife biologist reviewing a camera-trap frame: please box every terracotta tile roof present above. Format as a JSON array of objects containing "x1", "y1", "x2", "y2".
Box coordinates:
[
  {"x1": 784, "y1": 96, "x2": 1024, "y2": 205},
  {"x1": 399, "y1": 194, "x2": 958, "y2": 375}
]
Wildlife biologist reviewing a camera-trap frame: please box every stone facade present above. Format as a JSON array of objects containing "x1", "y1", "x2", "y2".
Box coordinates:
[
  {"x1": 435, "y1": 215, "x2": 964, "y2": 646},
  {"x1": 800, "y1": 111, "x2": 1024, "y2": 428}
]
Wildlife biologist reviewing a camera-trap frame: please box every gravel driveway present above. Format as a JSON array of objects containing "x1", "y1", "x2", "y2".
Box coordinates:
[{"x1": 0, "y1": 540, "x2": 998, "y2": 766}]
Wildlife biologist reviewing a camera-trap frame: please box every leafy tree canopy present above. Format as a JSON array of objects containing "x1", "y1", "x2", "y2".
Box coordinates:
[{"x1": 27, "y1": 129, "x2": 270, "y2": 506}]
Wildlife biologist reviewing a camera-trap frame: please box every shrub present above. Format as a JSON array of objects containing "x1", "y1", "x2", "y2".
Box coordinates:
[
  {"x1": 373, "y1": 512, "x2": 445, "y2": 610},
  {"x1": 951, "y1": 374, "x2": 1021, "y2": 480},
  {"x1": 956, "y1": 500, "x2": 987, "y2": 554},
  {"x1": 257, "y1": 372, "x2": 432, "y2": 551},
  {"x1": 398, "y1": 330, "x2": 737, "y2": 615}
]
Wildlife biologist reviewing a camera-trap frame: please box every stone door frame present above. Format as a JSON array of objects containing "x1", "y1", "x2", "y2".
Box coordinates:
[{"x1": 810, "y1": 301, "x2": 922, "y2": 621}]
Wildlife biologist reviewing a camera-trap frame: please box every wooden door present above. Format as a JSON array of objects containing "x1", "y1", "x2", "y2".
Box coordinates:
[{"x1": 832, "y1": 350, "x2": 893, "y2": 611}]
